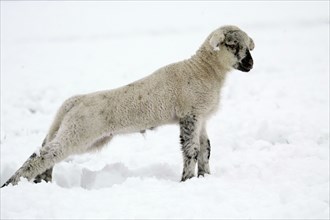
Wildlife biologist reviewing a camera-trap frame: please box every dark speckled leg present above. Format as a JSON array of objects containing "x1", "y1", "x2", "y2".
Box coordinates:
[
  {"x1": 198, "y1": 126, "x2": 211, "y2": 177},
  {"x1": 33, "y1": 138, "x2": 54, "y2": 184},
  {"x1": 33, "y1": 167, "x2": 53, "y2": 183},
  {"x1": 179, "y1": 115, "x2": 201, "y2": 182}
]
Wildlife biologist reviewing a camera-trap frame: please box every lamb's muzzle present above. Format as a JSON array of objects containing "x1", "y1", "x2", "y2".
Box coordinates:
[{"x1": 238, "y1": 49, "x2": 254, "y2": 72}]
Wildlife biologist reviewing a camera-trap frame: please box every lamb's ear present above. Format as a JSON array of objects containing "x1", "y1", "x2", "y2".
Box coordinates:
[
  {"x1": 249, "y1": 37, "x2": 255, "y2": 51},
  {"x1": 209, "y1": 31, "x2": 225, "y2": 51}
]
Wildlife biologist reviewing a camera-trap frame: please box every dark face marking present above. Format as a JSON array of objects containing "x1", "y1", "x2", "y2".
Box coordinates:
[
  {"x1": 228, "y1": 43, "x2": 241, "y2": 58},
  {"x1": 224, "y1": 31, "x2": 254, "y2": 72},
  {"x1": 224, "y1": 35, "x2": 241, "y2": 57},
  {"x1": 236, "y1": 49, "x2": 253, "y2": 72}
]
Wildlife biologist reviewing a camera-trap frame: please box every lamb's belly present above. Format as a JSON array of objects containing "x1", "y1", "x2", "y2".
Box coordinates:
[
  {"x1": 109, "y1": 106, "x2": 177, "y2": 134},
  {"x1": 112, "y1": 118, "x2": 172, "y2": 135}
]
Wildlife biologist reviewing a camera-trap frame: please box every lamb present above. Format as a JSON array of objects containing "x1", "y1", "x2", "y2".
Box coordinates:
[{"x1": 1, "y1": 25, "x2": 254, "y2": 187}]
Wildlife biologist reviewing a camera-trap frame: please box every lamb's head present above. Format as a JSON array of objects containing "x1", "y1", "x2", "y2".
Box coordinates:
[{"x1": 208, "y1": 25, "x2": 255, "y2": 72}]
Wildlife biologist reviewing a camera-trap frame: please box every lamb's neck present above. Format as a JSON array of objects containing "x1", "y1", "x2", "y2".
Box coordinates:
[{"x1": 189, "y1": 48, "x2": 230, "y2": 83}]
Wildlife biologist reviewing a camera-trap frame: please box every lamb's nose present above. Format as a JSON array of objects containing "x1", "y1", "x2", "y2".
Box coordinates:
[
  {"x1": 248, "y1": 58, "x2": 253, "y2": 67},
  {"x1": 242, "y1": 57, "x2": 253, "y2": 68}
]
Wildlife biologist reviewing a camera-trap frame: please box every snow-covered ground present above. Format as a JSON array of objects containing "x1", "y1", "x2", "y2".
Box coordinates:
[{"x1": 1, "y1": 1, "x2": 329, "y2": 219}]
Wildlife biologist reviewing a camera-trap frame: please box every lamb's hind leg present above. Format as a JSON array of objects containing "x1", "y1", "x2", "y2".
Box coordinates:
[
  {"x1": 32, "y1": 134, "x2": 113, "y2": 184},
  {"x1": 1, "y1": 141, "x2": 68, "y2": 187},
  {"x1": 33, "y1": 167, "x2": 53, "y2": 183},
  {"x1": 32, "y1": 133, "x2": 113, "y2": 184},
  {"x1": 179, "y1": 115, "x2": 202, "y2": 182},
  {"x1": 33, "y1": 96, "x2": 83, "y2": 184},
  {"x1": 33, "y1": 138, "x2": 53, "y2": 184}
]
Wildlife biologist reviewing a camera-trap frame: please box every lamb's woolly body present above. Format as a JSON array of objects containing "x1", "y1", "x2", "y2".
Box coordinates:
[
  {"x1": 2, "y1": 25, "x2": 254, "y2": 186},
  {"x1": 48, "y1": 49, "x2": 225, "y2": 148}
]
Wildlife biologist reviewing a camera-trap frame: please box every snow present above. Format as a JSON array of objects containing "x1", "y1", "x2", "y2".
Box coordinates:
[{"x1": 1, "y1": 1, "x2": 329, "y2": 219}]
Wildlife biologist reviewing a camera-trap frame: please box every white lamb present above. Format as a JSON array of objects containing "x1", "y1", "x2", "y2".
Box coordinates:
[{"x1": 2, "y1": 25, "x2": 254, "y2": 187}]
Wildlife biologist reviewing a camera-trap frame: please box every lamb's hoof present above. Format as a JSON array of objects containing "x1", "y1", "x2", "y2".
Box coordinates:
[
  {"x1": 33, "y1": 168, "x2": 53, "y2": 184},
  {"x1": 180, "y1": 173, "x2": 194, "y2": 182},
  {"x1": 33, "y1": 175, "x2": 52, "y2": 184},
  {"x1": 1, "y1": 177, "x2": 17, "y2": 188},
  {"x1": 197, "y1": 171, "x2": 210, "y2": 178}
]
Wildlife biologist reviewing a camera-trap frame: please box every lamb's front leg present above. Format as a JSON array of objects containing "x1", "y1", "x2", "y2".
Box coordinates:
[
  {"x1": 198, "y1": 126, "x2": 211, "y2": 177},
  {"x1": 179, "y1": 115, "x2": 202, "y2": 182}
]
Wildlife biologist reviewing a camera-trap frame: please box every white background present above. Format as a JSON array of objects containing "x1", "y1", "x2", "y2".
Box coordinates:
[{"x1": 1, "y1": 1, "x2": 329, "y2": 219}]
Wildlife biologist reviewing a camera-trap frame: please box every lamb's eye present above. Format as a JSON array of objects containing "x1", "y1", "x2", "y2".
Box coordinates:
[{"x1": 226, "y1": 44, "x2": 236, "y2": 49}]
